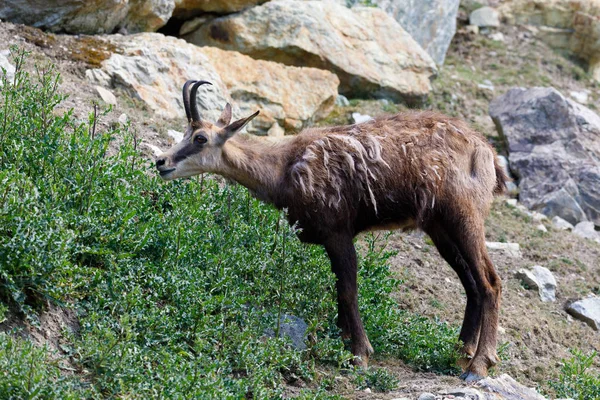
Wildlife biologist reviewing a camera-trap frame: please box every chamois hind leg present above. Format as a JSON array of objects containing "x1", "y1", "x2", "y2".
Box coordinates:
[
  {"x1": 324, "y1": 233, "x2": 373, "y2": 366},
  {"x1": 445, "y1": 214, "x2": 502, "y2": 382},
  {"x1": 426, "y1": 224, "x2": 481, "y2": 370}
]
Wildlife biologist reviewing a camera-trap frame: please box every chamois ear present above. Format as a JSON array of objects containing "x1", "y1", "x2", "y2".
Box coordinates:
[
  {"x1": 218, "y1": 110, "x2": 260, "y2": 144},
  {"x1": 216, "y1": 103, "x2": 232, "y2": 127}
]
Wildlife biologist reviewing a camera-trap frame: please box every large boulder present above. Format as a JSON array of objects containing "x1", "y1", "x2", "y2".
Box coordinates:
[
  {"x1": 200, "y1": 47, "x2": 339, "y2": 135},
  {"x1": 86, "y1": 33, "x2": 232, "y2": 121},
  {"x1": 0, "y1": 0, "x2": 174, "y2": 34},
  {"x1": 183, "y1": 0, "x2": 437, "y2": 104},
  {"x1": 499, "y1": 0, "x2": 600, "y2": 82},
  {"x1": 345, "y1": 0, "x2": 461, "y2": 65},
  {"x1": 173, "y1": 0, "x2": 267, "y2": 18},
  {"x1": 490, "y1": 87, "x2": 600, "y2": 226}
]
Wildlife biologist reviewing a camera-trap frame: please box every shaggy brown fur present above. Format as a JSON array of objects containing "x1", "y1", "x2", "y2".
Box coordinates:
[{"x1": 156, "y1": 81, "x2": 507, "y2": 382}]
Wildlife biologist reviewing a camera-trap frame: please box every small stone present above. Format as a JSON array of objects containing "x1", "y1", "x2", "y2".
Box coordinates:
[
  {"x1": 418, "y1": 393, "x2": 436, "y2": 400},
  {"x1": 352, "y1": 112, "x2": 373, "y2": 124},
  {"x1": 552, "y1": 216, "x2": 574, "y2": 231},
  {"x1": 267, "y1": 122, "x2": 285, "y2": 137},
  {"x1": 364, "y1": 388, "x2": 372, "y2": 393},
  {"x1": 118, "y1": 113, "x2": 129, "y2": 124},
  {"x1": 465, "y1": 24, "x2": 480, "y2": 35},
  {"x1": 531, "y1": 212, "x2": 548, "y2": 222},
  {"x1": 477, "y1": 374, "x2": 545, "y2": 399},
  {"x1": 515, "y1": 265, "x2": 557, "y2": 302},
  {"x1": 167, "y1": 129, "x2": 184, "y2": 143},
  {"x1": 144, "y1": 143, "x2": 163, "y2": 157},
  {"x1": 505, "y1": 199, "x2": 517, "y2": 207},
  {"x1": 489, "y1": 32, "x2": 505, "y2": 42},
  {"x1": 0, "y1": 49, "x2": 16, "y2": 84},
  {"x1": 95, "y1": 86, "x2": 117, "y2": 105},
  {"x1": 335, "y1": 94, "x2": 350, "y2": 107},
  {"x1": 477, "y1": 80, "x2": 495, "y2": 91},
  {"x1": 566, "y1": 296, "x2": 600, "y2": 331},
  {"x1": 498, "y1": 325, "x2": 506, "y2": 335},
  {"x1": 486, "y1": 242, "x2": 522, "y2": 258},
  {"x1": 470, "y1": 7, "x2": 500, "y2": 28},
  {"x1": 572, "y1": 221, "x2": 600, "y2": 242},
  {"x1": 536, "y1": 224, "x2": 548, "y2": 233},
  {"x1": 569, "y1": 90, "x2": 589, "y2": 104}
]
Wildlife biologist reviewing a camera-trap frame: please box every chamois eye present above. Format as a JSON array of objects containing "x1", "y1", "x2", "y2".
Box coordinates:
[{"x1": 195, "y1": 135, "x2": 207, "y2": 144}]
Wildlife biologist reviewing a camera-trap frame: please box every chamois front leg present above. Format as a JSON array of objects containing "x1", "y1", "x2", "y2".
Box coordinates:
[{"x1": 324, "y1": 233, "x2": 373, "y2": 367}]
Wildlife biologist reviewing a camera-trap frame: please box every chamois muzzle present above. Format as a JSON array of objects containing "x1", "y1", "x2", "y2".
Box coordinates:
[{"x1": 183, "y1": 79, "x2": 212, "y2": 124}]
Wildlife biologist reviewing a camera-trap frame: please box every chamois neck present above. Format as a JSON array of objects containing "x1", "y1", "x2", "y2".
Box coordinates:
[{"x1": 219, "y1": 134, "x2": 292, "y2": 203}]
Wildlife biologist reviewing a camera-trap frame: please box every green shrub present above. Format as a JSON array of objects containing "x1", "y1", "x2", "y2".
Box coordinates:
[
  {"x1": 548, "y1": 350, "x2": 600, "y2": 400},
  {"x1": 0, "y1": 47, "x2": 460, "y2": 398}
]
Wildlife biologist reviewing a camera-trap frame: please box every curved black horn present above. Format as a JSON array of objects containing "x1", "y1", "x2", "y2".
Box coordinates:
[
  {"x1": 182, "y1": 80, "x2": 197, "y2": 121},
  {"x1": 190, "y1": 81, "x2": 213, "y2": 122}
]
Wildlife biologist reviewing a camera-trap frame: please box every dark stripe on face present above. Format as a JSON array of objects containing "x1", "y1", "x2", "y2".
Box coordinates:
[{"x1": 172, "y1": 142, "x2": 204, "y2": 164}]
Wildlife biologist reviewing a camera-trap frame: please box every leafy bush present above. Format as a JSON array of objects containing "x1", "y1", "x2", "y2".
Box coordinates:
[
  {"x1": 548, "y1": 350, "x2": 600, "y2": 400},
  {"x1": 353, "y1": 367, "x2": 399, "y2": 392},
  {"x1": 0, "y1": 48, "x2": 459, "y2": 398}
]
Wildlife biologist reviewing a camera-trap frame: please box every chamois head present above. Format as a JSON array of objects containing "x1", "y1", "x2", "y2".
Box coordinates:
[{"x1": 156, "y1": 80, "x2": 259, "y2": 181}]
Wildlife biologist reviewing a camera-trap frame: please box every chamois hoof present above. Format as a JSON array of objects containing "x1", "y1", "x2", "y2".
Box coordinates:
[{"x1": 459, "y1": 371, "x2": 485, "y2": 383}]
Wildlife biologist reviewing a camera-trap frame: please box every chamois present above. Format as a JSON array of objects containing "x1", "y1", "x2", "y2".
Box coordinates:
[{"x1": 156, "y1": 80, "x2": 507, "y2": 381}]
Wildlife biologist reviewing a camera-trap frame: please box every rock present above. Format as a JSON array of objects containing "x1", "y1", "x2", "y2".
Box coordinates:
[
  {"x1": 267, "y1": 122, "x2": 285, "y2": 138},
  {"x1": 265, "y1": 314, "x2": 308, "y2": 350},
  {"x1": 352, "y1": 113, "x2": 373, "y2": 124},
  {"x1": 144, "y1": 143, "x2": 164, "y2": 157},
  {"x1": 198, "y1": 46, "x2": 339, "y2": 135},
  {"x1": 0, "y1": 0, "x2": 174, "y2": 34},
  {"x1": 440, "y1": 387, "x2": 486, "y2": 399},
  {"x1": 552, "y1": 216, "x2": 574, "y2": 231},
  {"x1": 335, "y1": 94, "x2": 350, "y2": 107},
  {"x1": 572, "y1": 221, "x2": 600, "y2": 242},
  {"x1": 364, "y1": 388, "x2": 372, "y2": 394},
  {"x1": 470, "y1": 6, "x2": 500, "y2": 28},
  {"x1": 465, "y1": 25, "x2": 480, "y2": 35},
  {"x1": 346, "y1": 0, "x2": 461, "y2": 65},
  {"x1": 95, "y1": 86, "x2": 117, "y2": 105},
  {"x1": 418, "y1": 393, "x2": 436, "y2": 400},
  {"x1": 536, "y1": 224, "x2": 547, "y2": 233},
  {"x1": 489, "y1": 87, "x2": 600, "y2": 226},
  {"x1": 569, "y1": 90, "x2": 589, "y2": 105},
  {"x1": 566, "y1": 296, "x2": 600, "y2": 330},
  {"x1": 183, "y1": 0, "x2": 437, "y2": 104},
  {"x1": 499, "y1": 0, "x2": 600, "y2": 83},
  {"x1": 167, "y1": 129, "x2": 184, "y2": 143},
  {"x1": 478, "y1": 79, "x2": 495, "y2": 91},
  {"x1": 174, "y1": 0, "x2": 266, "y2": 18},
  {"x1": 118, "y1": 113, "x2": 129, "y2": 124},
  {"x1": 87, "y1": 33, "x2": 232, "y2": 121},
  {"x1": 477, "y1": 374, "x2": 546, "y2": 400},
  {"x1": 515, "y1": 265, "x2": 556, "y2": 302},
  {"x1": 486, "y1": 242, "x2": 522, "y2": 258},
  {"x1": 505, "y1": 199, "x2": 518, "y2": 207},
  {"x1": 489, "y1": 32, "x2": 505, "y2": 42},
  {"x1": 0, "y1": 49, "x2": 16, "y2": 84}
]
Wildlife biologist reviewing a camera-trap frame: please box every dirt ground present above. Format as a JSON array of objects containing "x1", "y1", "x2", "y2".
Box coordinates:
[{"x1": 1, "y1": 16, "x2": 599, "y2": 399}]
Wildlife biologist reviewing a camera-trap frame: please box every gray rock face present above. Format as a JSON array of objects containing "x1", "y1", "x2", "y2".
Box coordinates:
[
  {"x1": 183, "y1": 0, "x2": 437, "y2": 104},
  {"x1": 490, "y1": 87, "x2": 600, "y2": 226},
  {"x1": 0, "y1": 0, "x2": 174, "y2": 34},
  {"x1": 470, "y1": 6, "x2": 500, "y2": 27},
  {"x1": 515, "y1": 265, "x2": 557, "y2": 302},
  {"x1": 567, "y1": 296, "x2": 600, "y2": 331},
  {"x1": 347, "y1": 0, "x2": 460, "y2": 65}
]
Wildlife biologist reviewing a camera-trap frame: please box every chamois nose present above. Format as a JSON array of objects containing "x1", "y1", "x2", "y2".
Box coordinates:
[{"x1": 156, "y1": 158, "x2": 166, "y2": 169}]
